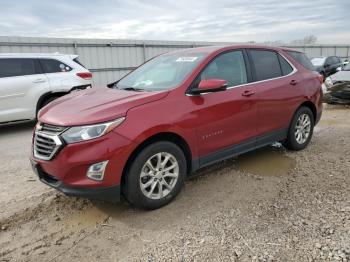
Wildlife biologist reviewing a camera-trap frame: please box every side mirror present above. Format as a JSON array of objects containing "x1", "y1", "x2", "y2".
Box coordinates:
[{"x1": 190, "y1": 79, "x2": 228, "y2": 95}]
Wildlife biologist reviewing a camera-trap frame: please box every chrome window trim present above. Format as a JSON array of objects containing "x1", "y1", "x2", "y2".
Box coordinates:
[{"x1": 186, "y1": 51, "x2": 297, "y2": 96}]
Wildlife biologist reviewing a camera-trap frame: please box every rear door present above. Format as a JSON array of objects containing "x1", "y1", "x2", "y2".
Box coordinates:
[
  {"x1": 0, "y1": 58, "x2": 49, "y2": 122},
  {"x1": 247, "y1": 49, "x2": 301, "y2": 137},
  {"x1": 190, "y1": 50, "x2": 258, "y2": 162}
]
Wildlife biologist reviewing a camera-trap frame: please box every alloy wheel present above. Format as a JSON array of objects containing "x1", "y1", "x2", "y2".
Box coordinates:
[
  {"x1": 139, "y1": 152, "x2": 179, "y2": 200},
  {"x1": 294, "y1": 113, "x2": 311, "y2": 144}
]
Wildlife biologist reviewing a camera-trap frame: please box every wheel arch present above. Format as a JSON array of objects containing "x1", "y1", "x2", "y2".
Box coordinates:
[
  {"x1": 120, "y1": 132, "x2": 193, "y2": 188},
  {"x1": 298, "y1": 100, "x2": 317, "y2": 122},
  {"x1": 36, "y1": 91, "x2": 68, "y2": 113}
]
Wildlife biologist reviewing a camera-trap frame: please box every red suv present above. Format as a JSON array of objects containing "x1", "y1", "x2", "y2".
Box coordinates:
[{"x1": 31, "y1": 45, "x2": 323, "y2": 209}]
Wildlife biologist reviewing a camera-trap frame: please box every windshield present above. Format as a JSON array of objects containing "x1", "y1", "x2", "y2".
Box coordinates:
[
  {"x1": 116, "y1": 53, "x2": 206, "y2": 91},
  {"x1": 311, "y1": 57, "x2": 326, "y2": 67}
]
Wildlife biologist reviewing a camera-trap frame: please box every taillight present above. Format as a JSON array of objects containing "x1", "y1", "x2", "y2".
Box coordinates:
[
  {"x1": 317, "y1": 74, "x2": 324, "y2": 84},
  {"x1": 76, "y1": 72, "x2": 92, "y2": 80}
]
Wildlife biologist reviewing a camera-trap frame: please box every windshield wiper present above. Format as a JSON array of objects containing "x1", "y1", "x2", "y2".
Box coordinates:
[{"x1": 120, "y1": 87, "x2": 145, "y2": 92}]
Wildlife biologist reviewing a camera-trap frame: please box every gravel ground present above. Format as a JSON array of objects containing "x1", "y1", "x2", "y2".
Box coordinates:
[{"x1": 0, "y1": 104, "x2": 349, "y2": 262}]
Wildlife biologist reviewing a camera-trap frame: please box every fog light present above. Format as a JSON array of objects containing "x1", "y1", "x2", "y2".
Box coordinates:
[{"x1": 86, "y1": 161, "x2": 108, "y2": 181}]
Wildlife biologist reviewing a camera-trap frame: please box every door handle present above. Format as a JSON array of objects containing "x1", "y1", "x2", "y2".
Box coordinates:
[
  {"x1": 242, "y1": 90, "x2": 256, "y2": 97},
  {"x1": 33, "y1": 78, "x2": 46, "y2": 83},
  {"x1": 290, "y1": 80, "x2": 298, "y2": 86}
]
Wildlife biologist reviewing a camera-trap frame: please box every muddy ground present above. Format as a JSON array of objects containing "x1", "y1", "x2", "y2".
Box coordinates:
[{"x1": 0, "y1": 105, "x2": 349, "y2": 262}]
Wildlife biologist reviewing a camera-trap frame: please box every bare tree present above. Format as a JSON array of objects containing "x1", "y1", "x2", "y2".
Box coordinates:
[
  {"x1": 263, "y1": 40, "x2": 285, "y2": 46},
  {"x1": 290, "y1": 35, "x2": 317, "y2": 45}
]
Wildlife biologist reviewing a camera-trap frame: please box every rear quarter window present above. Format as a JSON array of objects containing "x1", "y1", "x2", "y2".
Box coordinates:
[
  {"x1": 286, "y1": 51, "x2": 315, "y2": 71},
  {"x1": 278, "y1": 55, "x2": 294, "y2": 76},
  {"x1": 40, "y1": 59, "x2": 72, "y2": 73},
  {"x1": 73, "y1": 58, "x2": 87, "y2": 69}
]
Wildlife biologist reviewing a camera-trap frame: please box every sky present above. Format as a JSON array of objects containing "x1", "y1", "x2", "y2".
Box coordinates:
[{"x1": 0, "y1": 0, "x2": 349, "y2": 44}]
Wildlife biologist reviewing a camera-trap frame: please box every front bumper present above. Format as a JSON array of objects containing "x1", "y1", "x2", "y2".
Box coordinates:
[
  {"x1": 31, "y1": 129, "x2": 137, "y2": 202},
  {"x1": 31, "y1": 159, "x2": 121, "y2": 203}
]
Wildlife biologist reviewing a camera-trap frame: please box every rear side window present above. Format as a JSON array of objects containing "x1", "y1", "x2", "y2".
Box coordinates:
[
  {"x1": 0, "y1": 58, "x2": 40, "y2": 78},
  {"x1": 40, "y1": 59, "x2": 72, "y2": 73},
  {"x1": 199, "y1": 50, "x2": 248, "y2": 87},
  {"x1": 286, "y1": 51, "x2": 315, "y2": 70},
  {"x1": 249, "y1": 50, "x2": 282, "y2": 81}
]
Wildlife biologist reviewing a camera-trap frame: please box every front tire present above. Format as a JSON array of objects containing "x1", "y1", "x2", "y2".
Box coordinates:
[
  {"x1": 284, "y1": 106, "x2": 314, "y2": 151},
  {"x1": 123, "y1": 141, "x2": 186, "y2": 210}
]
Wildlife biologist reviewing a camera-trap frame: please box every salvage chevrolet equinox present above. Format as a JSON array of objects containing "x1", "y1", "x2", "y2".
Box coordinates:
[{"x1": 31, "y1": 45, "x2": 323, "y2": 209}]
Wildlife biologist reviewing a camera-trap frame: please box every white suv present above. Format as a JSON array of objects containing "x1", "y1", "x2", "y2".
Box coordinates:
[{"x1": 0, "y1": 53, "x2": 92, "y2": 124}]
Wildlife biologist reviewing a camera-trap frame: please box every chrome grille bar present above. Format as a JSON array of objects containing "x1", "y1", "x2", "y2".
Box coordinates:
[{"x1": 33, "y1": 123, "x2": 65, "y2": 160}]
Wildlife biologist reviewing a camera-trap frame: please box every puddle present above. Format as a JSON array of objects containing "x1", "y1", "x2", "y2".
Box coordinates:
[
  {"x1": 236, "y1": 147, "x2": 295, "y2": 177},
  {"x1": 62, "y1": 207, "x2": 109, "y2": 229},
  {"x1": 94, "y1": 201, "x2": 130, "y2": 219}
]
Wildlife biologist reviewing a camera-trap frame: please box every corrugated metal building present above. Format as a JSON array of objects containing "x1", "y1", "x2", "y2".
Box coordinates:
[{"x1": 0, "y1": 36, "x2": 349, "y2": 85}]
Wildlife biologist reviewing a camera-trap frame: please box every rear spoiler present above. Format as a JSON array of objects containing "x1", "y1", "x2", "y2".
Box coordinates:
[{"x1": 69, "y1": 54, "x2": 79, "y2": 60}]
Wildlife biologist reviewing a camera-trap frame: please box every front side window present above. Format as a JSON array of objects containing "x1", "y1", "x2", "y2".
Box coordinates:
[
  {"x1": 116, "y1": 53, "x2": 206, "y2": 91},
  {"x1": 250, "y1": 50, "x2": 282, "y2": 81},
  {"x1": 199, "y1": 51, "x2": 248, "y2": 87},
  {"x1": 0, "y1": 58, "x2": 38, "y2": 78},
  {"x1": 40, "y1": 59, "x2": 72, "y2": 73}
]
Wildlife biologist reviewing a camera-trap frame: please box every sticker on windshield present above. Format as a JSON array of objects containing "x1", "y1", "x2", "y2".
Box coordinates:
[
  {"x1": 176, "y1": 57, "x2": 198, "y2": 62},
  {"x1": 134, "y1": 80, "x2": 153, "y2": 87}
]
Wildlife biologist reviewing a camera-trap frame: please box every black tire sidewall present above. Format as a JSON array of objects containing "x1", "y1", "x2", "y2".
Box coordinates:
[
  {"x1": 123, "y1": 141, "x2": 186, "y2": 210},
  {"x1": 285, "y1": 106, "x2": 315, "y2": 151}
]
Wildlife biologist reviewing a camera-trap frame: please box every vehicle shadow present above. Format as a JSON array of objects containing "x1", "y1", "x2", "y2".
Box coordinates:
[
  {"x1": 91, "y1": 145, "x2": 291, "y2": 229},
  {"x1": 0, "y1": 121, "x2": 36, "y2": 136}
]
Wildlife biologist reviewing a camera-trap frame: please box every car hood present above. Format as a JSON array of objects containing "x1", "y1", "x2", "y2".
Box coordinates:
[
  {"x1": 330, "y1": 71, "x2": 350, "y2": 82},
  {"x1": 39, "y1": 87, "x2": 169, "y2": 126}
]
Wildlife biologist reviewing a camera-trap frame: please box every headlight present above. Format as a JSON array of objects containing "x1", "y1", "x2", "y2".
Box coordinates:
[
  {"x1": 324, "y1": 77, "x2": 333, "y2": 89},
  {"x1": 62, "y1": 117, "x2": 125, "y2": 144}
]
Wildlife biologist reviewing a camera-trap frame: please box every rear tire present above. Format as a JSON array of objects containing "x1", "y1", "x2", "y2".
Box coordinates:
[
  {"x1": 123, "y1": 141, "x2": 186, "y2": 210},
  {"x1": 284, "y1": 106, "x2": 314, "y2": 151}
]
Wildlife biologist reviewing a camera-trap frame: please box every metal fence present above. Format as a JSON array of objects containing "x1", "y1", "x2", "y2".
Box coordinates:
[
  {"x1": 1, "y1": 36, "x2": 349, "y2": 85},
  {"x1": 283, "y1": 45, "x2": 350, "y2": 60}
]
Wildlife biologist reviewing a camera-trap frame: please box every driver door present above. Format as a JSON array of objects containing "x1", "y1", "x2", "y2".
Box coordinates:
[{"x1": 188, "y1": 50, "x2": 258, "y2": 165}]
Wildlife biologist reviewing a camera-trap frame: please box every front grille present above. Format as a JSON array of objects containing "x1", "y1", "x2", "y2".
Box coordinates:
[
  {"x1": 41, "y1": 123, "x2": 66, "y2": 134},
  {"x1": 34, "y1": 123, "x2": 65, "y2": 160}
]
